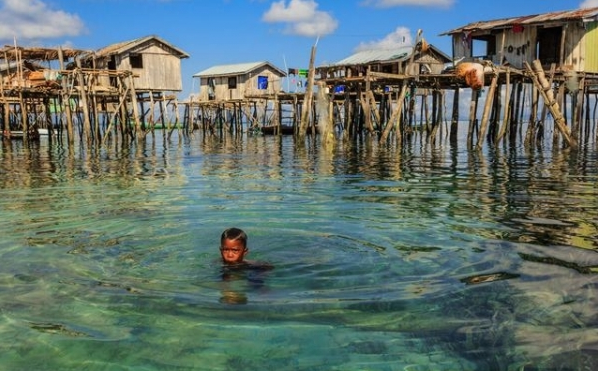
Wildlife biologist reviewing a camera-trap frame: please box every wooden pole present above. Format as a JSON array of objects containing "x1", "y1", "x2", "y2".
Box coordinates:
[
  {"x1": 18, "y1": 90, "x2": 28, "y2": 143},
  {"x1": 380, "y1": 82, "x2": 408, "y2": 143},
  {"x1": 467, "y1": 89, "x2": 479, "y2": 148},
  {"x1": 298, "y1": 43, "x2": 317, "y2": 141},
  {"x1": 72, "y1": 59, "x2": 90, "y2": 145},
  {"x1": 0, "y1": 70, "x2": 10, "y2": 137},
  {"x1": 476, "y1": 72, "x2": 498, "y2": 149},
  {"x1": 572, "y1": 76, "x2": 585, "y2": 142},
  {"x1": 524, "y1": 72, "x2": 539, "y2": 146},
  {"x1": 525, "y1": 60, "x2": 575, "y2": 147},
  {"x1": 450, "y1": 87, "x2": 459, "y2": 143}
]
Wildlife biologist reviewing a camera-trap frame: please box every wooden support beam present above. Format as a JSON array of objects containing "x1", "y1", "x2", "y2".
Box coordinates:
[
  {"x1": 525, "y1": 60, "x2": 575, "y2": 148},
  {"x1": 379, "y1": 82, "x2": 408, "y2": 143},
  {"x1": 476, "y1": 72, "x2": 498, "y2": 149},
  {"x1": 298, "y1": 44, "x2": 317, "y2": 140}
]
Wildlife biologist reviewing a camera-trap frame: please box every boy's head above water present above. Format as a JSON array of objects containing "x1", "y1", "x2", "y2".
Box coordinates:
[{"x1": 220, "y1": 227, "x2": 248, "y2": 265}]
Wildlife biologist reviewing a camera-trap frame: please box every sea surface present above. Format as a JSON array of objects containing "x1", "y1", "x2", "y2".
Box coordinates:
[{"x1": 1, "y1": 128, "x2": 597, "y2": 370}]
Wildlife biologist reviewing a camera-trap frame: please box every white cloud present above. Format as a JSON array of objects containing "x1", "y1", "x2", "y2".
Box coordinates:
[
  {"x1": 354, "y1": 26, "x2": 413, "y2": 51},
  {"x1": 0, "y1": 0, "x2": 86, "y2": 42},
  {"x1": 362, "y1": 0, "x2": 454, "y2": 7},
  {"x1": 262, "y1": 0, "x2": 338, "y2": 37},
  {"x1": 580, "y1": 0, "x2": 598, "y2": 7}
]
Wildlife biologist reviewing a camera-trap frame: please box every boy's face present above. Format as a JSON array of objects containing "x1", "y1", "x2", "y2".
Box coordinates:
[{"x1": 220, "y1": 238, "x2": 247, "y2": 264}]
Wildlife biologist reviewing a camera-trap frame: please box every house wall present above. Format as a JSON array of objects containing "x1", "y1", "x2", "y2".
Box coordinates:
[
  {"x1": 197, "y1": 65, "x2": 284, "y2": 101},
  {"x1": 585, "y1": 21, "x2": 598, "y2": 72},
  {"x1": 562, "y1": 22, "x2": 586, "y2": 71},
  {"x1": 451, "y1": 21, "x2": 590, "y2": 72},
  {"x1": 118, "y1": 44, "x2": 183, "y2": 91},
  {"x1": 94, "y1": 43, "x2": 184, "y2": 92},
  {"x1": 409, "y1": 53, "x2": 446, "y2": 74},
  {"x1": 451, "y1": 27, "x2": 537, "y2": 68},
  {"x1": 499, "y1": 27, "x2": 536, "y2": 68}
]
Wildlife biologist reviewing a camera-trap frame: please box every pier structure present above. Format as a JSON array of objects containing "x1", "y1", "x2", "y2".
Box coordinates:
[
  {"x1": 181, "y1": 62, "x2": 598, "y2": 149},
  {"x1": 2, "y1": 8, "x2": 598, "y2": 150},
  {"x1": 2, "y1": 45, "x2": 596, "y2": 151},
  {"x1": 0, "y1": 36, "x2": 188, "y2": 146},
  {"x1": 182, "y1": 7, "x2": 598, "y2": 149}
]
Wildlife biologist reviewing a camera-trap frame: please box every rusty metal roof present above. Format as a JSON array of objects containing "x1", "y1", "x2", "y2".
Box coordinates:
[{"x1": 440, "y1": 6, "x2": 598, "y2": 35}]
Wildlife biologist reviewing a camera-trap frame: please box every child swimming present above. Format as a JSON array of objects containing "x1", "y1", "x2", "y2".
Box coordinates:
[{"x1": 219, "y1": 227, "x2": 273, "y2": 270}]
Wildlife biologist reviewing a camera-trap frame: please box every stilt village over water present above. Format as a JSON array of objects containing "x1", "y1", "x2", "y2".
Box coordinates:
[{"x1": 2, "y1": 6, "x2": 598, "y2": 150}]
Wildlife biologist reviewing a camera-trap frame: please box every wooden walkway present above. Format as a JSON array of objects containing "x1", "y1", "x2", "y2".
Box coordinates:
[{"x1": 181, "y1": 61, "x2": 598, "y2": 149}]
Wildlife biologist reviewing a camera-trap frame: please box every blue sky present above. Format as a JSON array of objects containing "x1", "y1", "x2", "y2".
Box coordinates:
[{"x1": 0, "y1": 0, "x2": 596, "y2": 99}]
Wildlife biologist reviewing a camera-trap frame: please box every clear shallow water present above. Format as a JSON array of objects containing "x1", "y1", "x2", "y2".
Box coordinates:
[{"x1": 1, "y1": 132, "x2": 597, "y2": 370}]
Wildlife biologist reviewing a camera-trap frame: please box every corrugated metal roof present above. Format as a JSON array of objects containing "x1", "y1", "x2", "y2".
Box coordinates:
[
  {"x1": 329, "y1": 46, "x2": 413, "y2": 66},
  {"x1": 94, "y1": 35, "x2": 189, "y2": 59},
  {"x1": 193, "y1": 61, "x2": 286, "y2": 77},
  {"x1": 440, "y1": 6, "x2": 598, "y2": 35}
]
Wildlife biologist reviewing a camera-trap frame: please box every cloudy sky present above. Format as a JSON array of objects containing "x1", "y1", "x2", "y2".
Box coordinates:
[{"x1": 0, "y1": 0, "x2": 594, "y2": 97}]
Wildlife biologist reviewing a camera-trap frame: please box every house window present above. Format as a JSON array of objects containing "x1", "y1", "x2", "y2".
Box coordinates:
[
  {"x1": 257, "y1": 76, "x2": 268, "y2": 90},
  {"x1": 228, "y1": 76, "x2": 237, "y2": 89},
  {"x1": 472, "y1": 35, "x2": 495, "y2": 60},
  {"x1": 537, "y1": 27, "x2": 562, "y2": 65},
  {"x1": 130, "y1": 54, "x2": 143, "y2": 69},
  {"x1": 207, "y1": 77, "x2": 215, "y2": 100},
  {"x1": 108, "y1": 56, "x2": 117, "y2": 87}
]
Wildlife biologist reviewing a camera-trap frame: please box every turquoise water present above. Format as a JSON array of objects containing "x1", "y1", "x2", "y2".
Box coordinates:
[{"x1": 1, "y1": 131, "x2": 597, "y2": 370}]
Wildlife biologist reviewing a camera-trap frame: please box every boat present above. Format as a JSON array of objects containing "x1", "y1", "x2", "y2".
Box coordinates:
[{"x1": 2, "y1": 128, "x2": 50, "y2": 139}]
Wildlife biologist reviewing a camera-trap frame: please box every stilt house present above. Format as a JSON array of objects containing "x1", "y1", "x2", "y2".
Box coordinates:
[
  {"x1": 86, "y1": 35, "x2": 189, "y2": 94},
  {"x1": 440, "y1": 7, "x2": 598, "y2": 72},
  {"x1": 193, "y1": 61, "x2": 286, "y2": 101},
  {"x1": 316, "y1": 43, "x2": 451, "y2": 92},
  {"x1": 0, "y1": 47, "x2": 87, "y2": 90}
]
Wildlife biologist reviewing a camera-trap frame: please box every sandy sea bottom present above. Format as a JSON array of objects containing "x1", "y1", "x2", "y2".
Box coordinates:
[{"x1": 1, "y1": 131, "x2": 597, "y2": 370}]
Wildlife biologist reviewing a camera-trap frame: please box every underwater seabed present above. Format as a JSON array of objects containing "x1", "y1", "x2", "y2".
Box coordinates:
[
  {"x1": 1, "y1": 130, "x2": 597, "y2": 370},
  {"x1": 2, "y1": 239, "x2": 598, "y2": 370}
]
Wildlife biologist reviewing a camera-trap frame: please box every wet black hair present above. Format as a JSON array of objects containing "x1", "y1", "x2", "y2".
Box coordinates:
[{"x1": 221, "y1": 227, "x2": 247, "y2": 247}]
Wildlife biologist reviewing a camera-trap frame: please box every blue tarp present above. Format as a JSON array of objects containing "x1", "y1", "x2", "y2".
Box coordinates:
[{"x1": 258, "y1": 76, "x2": 268, "y2": 90}]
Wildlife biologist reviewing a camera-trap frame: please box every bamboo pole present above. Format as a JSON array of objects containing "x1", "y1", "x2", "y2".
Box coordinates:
[
  {"x1": 553, "y1": 82, "x2": 566, "y2": 146},
  {"x1": 379, "y1": 82, "x2": 408, "y2": 143},
  {"x1": 75, "y1": 58, "x2": 92, "y2": 145},
  {"x1": 524, "y1": 60, "x2": 575, "y2": 147}
]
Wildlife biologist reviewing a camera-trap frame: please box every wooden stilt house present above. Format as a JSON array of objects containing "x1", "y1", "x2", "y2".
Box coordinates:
[
  {"x1": 440, "y1": 7, "x2": 598, "y2": 72},
  {"x1": 316, "y1": 43, "x2": 451, "y2": 92},
  {"x1": 193, "y1": 61, "x2": 286, "y2": 101},
  {"x1": 85, "y1": 35, "x2": 190, "y2": 94}
]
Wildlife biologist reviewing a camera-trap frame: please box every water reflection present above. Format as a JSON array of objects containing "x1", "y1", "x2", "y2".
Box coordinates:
[
  {"x1": 219, "y1": 265, "x2": 272, "y2": 305},
  {"x1": 1, "y1": 131, "x2": 597, "y2": 370}
]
